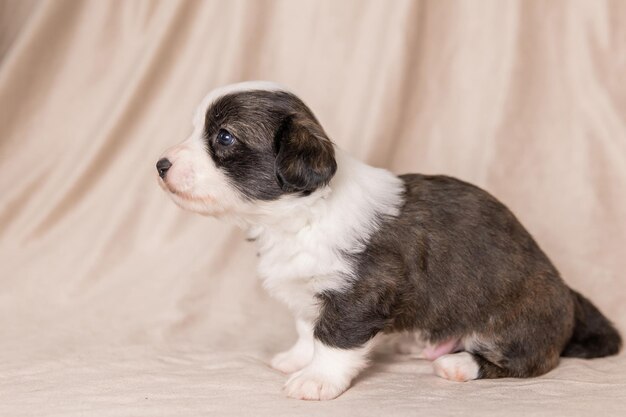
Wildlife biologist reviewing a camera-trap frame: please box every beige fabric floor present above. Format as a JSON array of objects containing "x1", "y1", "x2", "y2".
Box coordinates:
[{"x1": 1, "y1": 1, "x2": 625, "y2": 415}]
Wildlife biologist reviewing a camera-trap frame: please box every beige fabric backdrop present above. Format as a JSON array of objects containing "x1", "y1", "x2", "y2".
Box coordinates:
[{"x1": 1, "y1": 0, "x2": 625, "y2": 416}]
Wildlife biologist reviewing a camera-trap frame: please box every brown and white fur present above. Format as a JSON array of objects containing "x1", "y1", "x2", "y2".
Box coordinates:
[{"x1": 157, "y1": 81, "x2": 621, "y2": 400}]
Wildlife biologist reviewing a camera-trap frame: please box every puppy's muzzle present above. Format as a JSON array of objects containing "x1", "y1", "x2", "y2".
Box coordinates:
[{"x1": 156, "y1": 158, "x2": 172, "y2": 179}]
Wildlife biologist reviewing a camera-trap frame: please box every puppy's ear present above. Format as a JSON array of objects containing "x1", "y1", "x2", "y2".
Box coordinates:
[{"x1": 274, "y1": 114, "x2": 337, "y2": 193}]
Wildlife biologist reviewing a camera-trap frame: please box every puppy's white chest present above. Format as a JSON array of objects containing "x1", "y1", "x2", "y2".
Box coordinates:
[{"x1": 255, "y1": 229, "x2": 351, "y2": 318}]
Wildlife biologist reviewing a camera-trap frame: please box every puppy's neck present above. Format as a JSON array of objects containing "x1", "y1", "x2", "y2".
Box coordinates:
[{"x1": 238, "y1": 149, "x2": 405, "y2": 252}]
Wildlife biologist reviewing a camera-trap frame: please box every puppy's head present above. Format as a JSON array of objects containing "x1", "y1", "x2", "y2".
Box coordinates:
[{"x1": 156, "y1": 82, "x2": 337, "y2": 216}]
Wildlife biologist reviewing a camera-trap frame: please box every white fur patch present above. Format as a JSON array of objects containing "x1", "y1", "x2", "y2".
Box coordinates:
[
  {"x1": 432, "y1": 352, "x2": 480, "y2": 382},
  {"x1": 283, "y1": 340, "x2": 372, "y2": 401},
  {"x1": 253, "y1": 150, "x2": 404, "y2": 320}
]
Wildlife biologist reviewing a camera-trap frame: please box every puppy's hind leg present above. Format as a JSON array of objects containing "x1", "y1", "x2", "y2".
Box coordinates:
[
  {"x1": 432, "y1": 352, "x2": 481, "y2": 382},
  {"x1": 433, "y1": 340, "x2": 562, "y2": 381}
]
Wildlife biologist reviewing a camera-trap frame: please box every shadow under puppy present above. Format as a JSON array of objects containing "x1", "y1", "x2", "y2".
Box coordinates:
[{"x1": 156, "y1": 81, "x2": 622, "y2": 400}]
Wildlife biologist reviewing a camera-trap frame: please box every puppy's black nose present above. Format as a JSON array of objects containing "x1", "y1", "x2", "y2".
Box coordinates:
[{"x1": 156, "y1": 158, "x2": 172, "y2": 178}]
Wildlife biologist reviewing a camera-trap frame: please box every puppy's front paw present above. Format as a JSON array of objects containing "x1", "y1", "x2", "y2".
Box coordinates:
[
  {"x1": 271, "y1": 350, "x2": 309, "y2": 374},
  {"x1": 283, "y1": 368, "x2": 348, "y2": 400}
]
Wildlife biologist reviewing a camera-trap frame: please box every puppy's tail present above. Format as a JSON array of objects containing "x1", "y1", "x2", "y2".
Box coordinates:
[{"x1": 561, "y1": 289, "x2": 622, "y2": 358}]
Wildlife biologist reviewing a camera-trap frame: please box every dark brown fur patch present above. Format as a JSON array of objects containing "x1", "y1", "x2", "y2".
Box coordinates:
[
  {"x1": 274, "y1": 113, "x2": 336, "y2": 194},
  {"x1": 204, "y1": 91, "x2": 336, "y2": 200},
  {"x1": 314, "y1": 174, "x2": 621, "y2": 378}
]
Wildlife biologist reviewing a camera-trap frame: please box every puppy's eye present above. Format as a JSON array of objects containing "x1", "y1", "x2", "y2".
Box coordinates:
[{"x1": 216, "y1": 129, "x2": 235, "y2": 146}]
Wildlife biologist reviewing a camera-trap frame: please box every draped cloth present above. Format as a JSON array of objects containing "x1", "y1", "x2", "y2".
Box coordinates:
[{"x1": 1, "y1": 1, "x2": 625, "y2": 415}]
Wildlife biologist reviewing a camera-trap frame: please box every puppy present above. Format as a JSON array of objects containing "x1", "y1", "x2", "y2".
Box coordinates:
[{"x1": 157, "y1": 81, "x2": 622, "y2": 400}]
